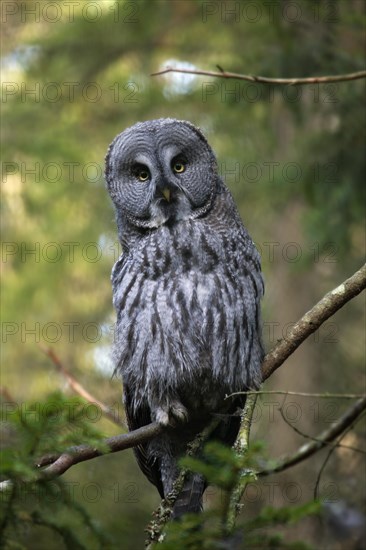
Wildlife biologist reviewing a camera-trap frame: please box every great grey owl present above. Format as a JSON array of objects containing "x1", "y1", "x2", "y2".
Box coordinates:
[{"x1": 105, "y1": 118, "x2": 263, "y2": 517}]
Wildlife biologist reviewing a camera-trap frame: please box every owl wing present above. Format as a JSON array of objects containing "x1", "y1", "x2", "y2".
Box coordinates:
[{"x1": 123, "y1": 384, "x2": 164, "y2": 498}]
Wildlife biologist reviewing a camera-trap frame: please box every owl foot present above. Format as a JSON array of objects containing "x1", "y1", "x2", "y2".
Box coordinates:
[
  {"x1": 155, "y1": 401, "x2": 189, "y2": 427},
  {"x1": 171, "y1": 401, "x2": 189, "y2": 424},
  {"x1": 155, "y1": 408, "x2": 170, "y2": 426}
]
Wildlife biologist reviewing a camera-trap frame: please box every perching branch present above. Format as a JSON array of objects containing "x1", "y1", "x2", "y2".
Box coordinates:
[
  {"x1": 151, "y1": 66, "x2": 366, "y2": 86},
  {"x1": 39, "y1": 422, "x2": 163, "y2": 479},
  {"x1": 0, "y1": 422, "x2": 163, "y2": 491},
  {"x1": 1, "y1": 265, "x2": 365, "y2": 490},
  {"x1": 261, "y1": 263, "x2": 366, "y2": 381}
]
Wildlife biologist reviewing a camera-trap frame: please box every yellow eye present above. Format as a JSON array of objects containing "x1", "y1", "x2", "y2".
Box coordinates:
[
  {"x1": 137, "y1": 169, "x2": 150, "y2": 182},
  {"x1": 173, "y1": 161, "x2": 185, "y2": 174}
]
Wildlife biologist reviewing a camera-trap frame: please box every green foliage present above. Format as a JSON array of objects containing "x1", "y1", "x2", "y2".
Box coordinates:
[
  {"x1": 157, "y1": 503, "x2": 321, "y2": 549},
  {"x1": 158, "y1": 440, "x2": 321, "y2": 549},
  {"x1": 180, "y1": 440, "x2": 261, "y2": 491},
  {"x1": 242, "y1": 501, "x2": 321, "y2": 549},
  {"x1": 246, "y1": 500, "x2": 321, "y2": 530},
  {"x1": 156, "y1": 510, "x2": 222, "y2": 550},
  {"x1": 0, "y1": 392, "x2": 111, "y2": 549},
  {"x1": 1, "y1": 391, "x2": 107, "y2": 472}
]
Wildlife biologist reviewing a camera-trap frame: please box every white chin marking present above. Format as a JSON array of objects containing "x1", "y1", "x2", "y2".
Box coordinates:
[
  {"x1": 149, "y1": 195, "x2": 193, "y2": 227},
  {"x1": 148, "y1": 203, "x2": 169, "y2": 227},
  {"x1": 175, "y1": 196, "x2": 193, "y2": 221}
]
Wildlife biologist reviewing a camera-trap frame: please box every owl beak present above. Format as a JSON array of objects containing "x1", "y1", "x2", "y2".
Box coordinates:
[{"x1": 162, "y1": 188, "x2": 171, "y2": 202}]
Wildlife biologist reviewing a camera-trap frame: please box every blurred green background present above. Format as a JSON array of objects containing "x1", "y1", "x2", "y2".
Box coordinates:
[{"x1": 1, "y1": 0, "x2": 365, "y2": 548}]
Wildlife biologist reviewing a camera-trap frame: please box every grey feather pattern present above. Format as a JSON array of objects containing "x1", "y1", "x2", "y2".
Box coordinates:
[{"x1": 105, "y1": 119, "x2": 263, "y2": 516}]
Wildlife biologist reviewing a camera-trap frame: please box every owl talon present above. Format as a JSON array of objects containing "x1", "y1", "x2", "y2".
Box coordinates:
[
  {"x1": 170, "y1": 402, "x2": 189, "y2": 424},
  {"x1": 155, "y1": 402, "x2": 188, "y2": 427},
  {"x1": 155, "y1": 408, "x2": 170, "y2": 426}
]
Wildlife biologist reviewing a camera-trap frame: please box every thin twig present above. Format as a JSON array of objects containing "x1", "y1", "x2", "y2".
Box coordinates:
[
  {"x1": 313, "y1": 420, "x2": 360, "y2": 500},
  {"x1": 278, "y1": 404, "x2": 366, "y2": 454},
  {"x1": 39, "y1": 345, "x2": 126, "y2": 428},
  {"x1": 258, "y1": 396, "x2": 366, "y2": 477},
  {"x1": 228, "y1": 390, "x2": 365, "y2": 399},
  {"x1": 278, "y1": 402, "x2": 365, "y2": 454},
  {"x1": 151, "y1": 66, "x2": 366, "y2": 86}
]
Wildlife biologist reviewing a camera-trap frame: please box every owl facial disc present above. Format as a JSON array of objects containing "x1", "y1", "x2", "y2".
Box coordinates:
[{"x1": 105, "y1": 118, "x2": 218, "y2": 229}]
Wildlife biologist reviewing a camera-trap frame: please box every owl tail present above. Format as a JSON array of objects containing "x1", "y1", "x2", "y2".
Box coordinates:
[{"x1": 171, "y1": 473, "x2": 206, "y2": 519}]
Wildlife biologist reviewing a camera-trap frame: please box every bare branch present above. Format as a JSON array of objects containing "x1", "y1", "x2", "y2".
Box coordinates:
[
  {"x1": 278, "y1": 400, "x2": 365, "y2": 454},
  {"x1": 151, "y1": 66, "x2": 366, "y2": 86},
  {"x1": 313, "y1": 420, "x2": 360, "y2": 500},
  {"x1": 40, "y1": 422, "x2": 163, "y2": 479},
  {"x1": 39, "y1": 345, "x2": 126, "y2": 428},
  {"x1": 258, "y1": 396, "x2": 366, "y2": 477},
  {"x1": 262, "y1": 264, "x2": 366, "y2": 381},
  {"x1": 0, "y1": 422, "x2": 163, "y2": 491}
]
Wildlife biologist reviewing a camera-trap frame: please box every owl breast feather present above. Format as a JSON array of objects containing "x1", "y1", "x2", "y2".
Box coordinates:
[{"x1": 112, "y1": 220, "x2": 263, "y2": 412}]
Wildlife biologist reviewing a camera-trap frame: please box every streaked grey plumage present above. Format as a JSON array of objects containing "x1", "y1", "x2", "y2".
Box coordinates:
[{"x1": 105, "y1": 118, "x2": 263, "y2": 517}]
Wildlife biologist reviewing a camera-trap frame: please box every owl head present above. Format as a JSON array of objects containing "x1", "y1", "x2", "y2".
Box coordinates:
[{"x1": 105, "y1": 119, "x2": 219, "y2": 231}]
